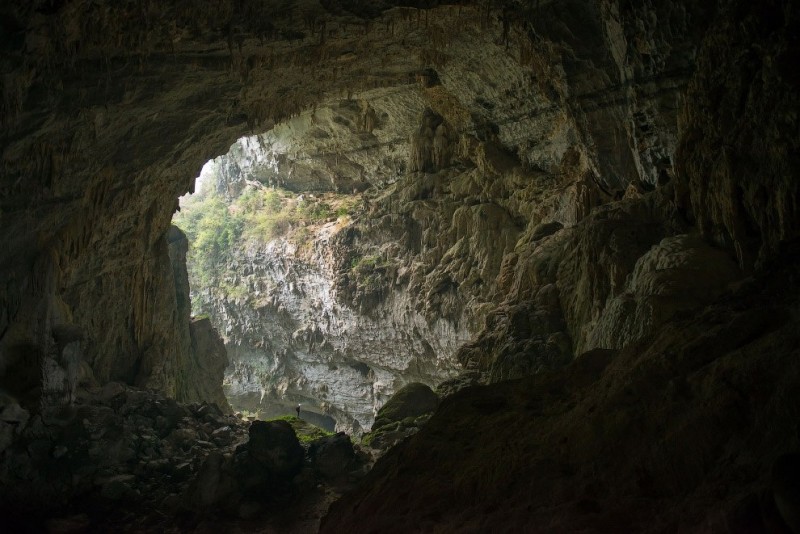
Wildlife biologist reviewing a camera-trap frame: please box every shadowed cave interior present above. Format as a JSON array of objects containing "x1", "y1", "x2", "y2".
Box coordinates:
[{"x1": 1, "y1": 0, "x2": 799, "y2": 532}]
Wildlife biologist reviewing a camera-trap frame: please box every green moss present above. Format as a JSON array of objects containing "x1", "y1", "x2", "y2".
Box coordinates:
[
  {"x1": 373, "y1": 382, "x2": 439, "y2": 430},
  {"x1": 361, "y1": 431, "x2": 376, "y2": 447},
  {"x1": 270, "y1": 415, "x2": 334, "y2": 444}
]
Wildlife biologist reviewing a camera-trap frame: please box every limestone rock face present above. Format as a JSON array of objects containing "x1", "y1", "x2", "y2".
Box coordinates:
[
  {"x1": 372, "y1": 382, "x2": 439, "y2": 431},
  {"x1": 0, "y1": 0, "x2": 715, "y2": 407},
  {"x1": 167, "y1": 226, "x2": 230, "y2": 411},
  {"x1": 187, "y1": 318, "x2": 231, "y2": 412},
  {"x1": 675, "y1": 0, "x2": 800, "y2": 270},
  {"x1": 213, "y1": 221, "x2": 468, "y2": 433},
  {"x1": 322, "y1": 252, "x2": 800, "y2": 533},
  {"x1": 195, "y1": 0, "x2": 711, "y2": 424}
]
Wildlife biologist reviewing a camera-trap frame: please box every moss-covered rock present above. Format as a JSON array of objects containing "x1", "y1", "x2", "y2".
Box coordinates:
[
  {"x1": 270, "y1": 415, "x2": 333, "y2": 444},
  {"x1": 371, "y1": 383, "x2": 439, "y2": 432},
  {"x1": 362, "y1": 383, "x2": 440, "y2": 450}
]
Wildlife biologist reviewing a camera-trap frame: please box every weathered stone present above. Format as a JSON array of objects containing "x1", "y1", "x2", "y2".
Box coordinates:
[
  {"x1": 100, "y1": 475, "x2": 135, "y2": 500},
  {"x1": 372, "y1": 383, "x2": 439, "y2": 432},
  {"x1": 0, "y1": 1, "x2": 796, "y2": 532},
  {"x1": 186, "y1": 451, "x2": 236, "y2": 508},
  {"x1": 246, "y1": 420, "x2": 304, "y2": 479},
  {"x1": 167, "y1": 428, "x2": 198, "y2": 450},
  {"x1": 529, "y1": 221, "x2": 564, "y2": 242},
  {"x1": 0, "y1": 422, "x2": 14, "y2": 454},
  {"x1": 0, "y1": 402, "x2": 29, "y2": 430},
  {"x1": 309, "y1": 433, "x2": 356, "y2": 479},
  {"x1": 322, "y1": 256, "x2": 800, "y2": 533}
]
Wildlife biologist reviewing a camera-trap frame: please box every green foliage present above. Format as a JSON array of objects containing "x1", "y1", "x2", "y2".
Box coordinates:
[
  {"x1": 351, "y1": 254, "x2": 383, "y2": 272},
  {"x1": 220, "y1": 281, "x2": 247, "y2": 301},
  {"x1": 350, "y1": 253, "x2": 393, "y2": 292},
  {"x1": 174, "y1": 193, "x2": 243, "y2": 288},
  {"x1": 174, "y1": 183, "x2": 362, "y2": 310}
]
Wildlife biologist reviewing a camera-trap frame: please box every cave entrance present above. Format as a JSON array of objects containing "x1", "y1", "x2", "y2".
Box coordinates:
[
  {"x1": 171, "y1": 95, "x2": 469, "y2": 437},
  {"x1": 173, "y1": 132, "x2": 361, "y2": 435}
]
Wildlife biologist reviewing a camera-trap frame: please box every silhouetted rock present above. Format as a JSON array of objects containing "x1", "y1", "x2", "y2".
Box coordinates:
[
  {"x1": 309, "y1": 433, "x2": 356, "y2": 479},
  {"x1": 246, "y1": 420, "x2": 304, "y2": 479},
  {"x1": 372, "y1": 383, "x2": 439, "y2": 432}
]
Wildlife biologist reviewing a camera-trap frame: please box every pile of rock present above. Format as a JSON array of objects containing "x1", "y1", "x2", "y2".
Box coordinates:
[{"x1": 0, "y1": 383, "x2": 364, "y2": 531}]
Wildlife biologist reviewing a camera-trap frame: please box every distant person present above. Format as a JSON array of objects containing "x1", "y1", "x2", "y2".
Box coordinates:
[{"x1": 296, "y1": 404, "x2": 301, "y2": 418}]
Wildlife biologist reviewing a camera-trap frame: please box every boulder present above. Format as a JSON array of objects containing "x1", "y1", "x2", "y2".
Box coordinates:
[
  {"x1": 187, "y1": 451, "x2": 236, "y2": 508},
  {"x1": 100, "y1": 475, "x2": 135, "y2": 500},
  {"x1": 0, "y1": 402, "x2": 30, "y2": 429},
  {"x1": 309, "y1": 433, "x2": 355, "y2": 478},
  {"x1": 245, "y1": 420, "x2": 304, "y2": 478},
  {"x1": 0, "y1": 422, "x2": 14, "y2": 454},
  {"x1": 372, "y1": 383, "x2": 439, "y2": 431}
]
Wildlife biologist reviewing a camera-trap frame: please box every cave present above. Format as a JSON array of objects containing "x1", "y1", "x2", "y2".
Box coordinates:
[{"x1": 1, "y1": 0, "x2": 799, "y2": 532}]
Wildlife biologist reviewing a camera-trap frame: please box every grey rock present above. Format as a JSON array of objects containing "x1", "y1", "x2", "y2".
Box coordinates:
[
  {"x1": 0, "y1": 422, "x2": 13, "y2": 454},
  {"x1": 530, "y1": 221, "x2": 563, "y2": 242},
  {"x1": 0, "y1": 402, "x2": 29, "y2": 429},
  {"x1": 186, "y1": 451, "x2": 236, "y2": 508},
  {"x1": 100, "y1": 382, "x2": 127, "y2": 402}
]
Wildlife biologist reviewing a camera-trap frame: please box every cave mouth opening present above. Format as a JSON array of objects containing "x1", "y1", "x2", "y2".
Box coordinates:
[{"x1": 173, "y1": 134, "x2": 363, "y2": 434}]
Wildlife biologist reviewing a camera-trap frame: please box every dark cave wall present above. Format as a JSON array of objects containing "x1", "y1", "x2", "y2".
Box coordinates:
[
  {"x1": 675, "y1": 0, "x2": 800, "y2": 270},
  {"x1": 322, "y1": 1, "x2": 800, "y2": 531},
  {"x1": 0, "y1": 0, "x2": 440, "y2": 400},
  {"x1": 0, "y1": 0, "x2": 286, "y2": 399}
]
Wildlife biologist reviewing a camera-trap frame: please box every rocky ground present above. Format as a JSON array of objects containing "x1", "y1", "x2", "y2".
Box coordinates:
[
  {"x1": 0, "y1": 382, "x2": 370, "y2": 533},
  {"x1": 321, "y1": 246, "x2": 800, "y2": 533}
]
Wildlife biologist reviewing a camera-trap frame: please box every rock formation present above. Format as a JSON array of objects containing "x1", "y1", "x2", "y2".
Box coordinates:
[{"x1": 0, "y1": 0, "x2": 797, "y2": 531}]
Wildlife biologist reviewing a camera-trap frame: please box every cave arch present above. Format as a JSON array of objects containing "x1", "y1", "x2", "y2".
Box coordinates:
[{"x1": 1, "y1": 0, "x2": 799, "y2": 531}]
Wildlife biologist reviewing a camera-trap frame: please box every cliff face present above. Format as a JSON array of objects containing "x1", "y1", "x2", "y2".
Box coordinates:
[
  {"x1": 0, "y1": 0, "x2": 712, "y2": 408},
  {"x1": 173, "y1": 0, "x2": 721, "y2": 430}
]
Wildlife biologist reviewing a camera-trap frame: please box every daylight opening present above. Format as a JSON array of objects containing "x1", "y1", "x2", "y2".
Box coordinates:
[
  {"x1": 171, "y1": 99, "x2": 469, "y2": 437},
  {"x1": 173, "y1": 137, "x2": 361, "y2": 434}
]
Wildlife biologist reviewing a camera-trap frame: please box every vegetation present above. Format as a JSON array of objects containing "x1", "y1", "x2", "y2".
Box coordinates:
[
  {"x1": 350, "y1": 253, "x2": 393, "y2": 293},
  {"x1": 173, "y1": 182, "x2": 361, "y2": 307},
  {"x1": 271, "y1": 415, "x2": 334, "y2": 444}
]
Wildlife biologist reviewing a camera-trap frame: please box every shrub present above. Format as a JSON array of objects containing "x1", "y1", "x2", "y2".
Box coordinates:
[{"x1": 174, "y1": 193, "x2": 243, "y2": 287}]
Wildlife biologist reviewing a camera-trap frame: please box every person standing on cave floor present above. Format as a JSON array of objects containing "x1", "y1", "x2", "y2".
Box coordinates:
[{"x1": 296, "y1": 404, "x2": 301, "y2": 418}]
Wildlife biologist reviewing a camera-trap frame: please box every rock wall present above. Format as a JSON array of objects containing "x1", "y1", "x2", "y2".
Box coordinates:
[
  {"x1": 0, "y1": 0, "x2": 797, "y2": 530},
  {"x1": 213, "y1": 231, "x2": 468, "y2": 433},
  {"x1": 675, "y1": 0, "x2": 800, "y2": 270},
  {"x1": 171, "y1": 0, "x2": 743, "y2": 428},
  {"x1": 321, "y1": 0, "x2": 800, "y2": 530},
  {"x1": 0, "y1": 0, "x2": 795, "y2": 452},
  {"x1": 0, "y1": 0, "x2": 438, "y2": 404}
]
